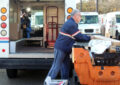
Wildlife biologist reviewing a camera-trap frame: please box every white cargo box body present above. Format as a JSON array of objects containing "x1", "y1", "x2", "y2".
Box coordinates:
[
  {"x1": 78, "y1": 12, "x2": 101, "y2": 35},
  {"x1": 0, "y1": 0, "x2": 76, "y2": 58},
  {"x1": 0, "y1": 0, "x2": 9, "y2": 58},
  {"x1": 104, "y1": 12, "x2": 120, "y2": 38},
  {"x1": 0, "y1": 0, "x2": 76, "y2": 78}
]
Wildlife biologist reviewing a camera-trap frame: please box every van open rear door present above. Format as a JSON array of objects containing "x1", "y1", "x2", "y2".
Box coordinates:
[{"x1": 0, "y1": 0, "x2": 9, "y2": 58}]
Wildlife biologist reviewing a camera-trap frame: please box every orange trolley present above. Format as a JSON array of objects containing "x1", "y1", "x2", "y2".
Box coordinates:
[{"x1": 72, "y1": 42, "x2": 120, "y2": 85}]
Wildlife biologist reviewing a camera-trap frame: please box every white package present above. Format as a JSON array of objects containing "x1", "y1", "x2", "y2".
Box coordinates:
[{"x1": 88, "y1": 39, "x2": 112, "y2": 54}]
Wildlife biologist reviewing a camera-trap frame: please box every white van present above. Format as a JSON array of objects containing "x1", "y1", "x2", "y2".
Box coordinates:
[
  {"x1": 0, "y1": 0, "x2": 76, "y2": 78},
  {"x1": 78, "y1": 12, "x2": 101, "y2": 35},
  {"x1": 104, "y1": 12, "x2": 120, "y2": 39}
]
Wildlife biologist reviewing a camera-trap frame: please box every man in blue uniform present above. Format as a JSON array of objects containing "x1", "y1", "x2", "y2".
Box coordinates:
[
  {"x1": 21, "y1": 13, "x2": 31, "y2": 38},
  {"x1": 44, "y1": 9, "x2": 92, "y2": 85}
]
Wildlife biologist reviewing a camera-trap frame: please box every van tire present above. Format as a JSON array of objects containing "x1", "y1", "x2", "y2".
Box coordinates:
[{"x1": 6, "y1": 69, "x2": 17, "y2": 78}]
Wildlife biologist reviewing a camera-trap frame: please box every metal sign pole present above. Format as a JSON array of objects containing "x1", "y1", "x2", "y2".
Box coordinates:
[
  {"x1": 80, "y1": 0, "x2": 82, "y2": 11},
  {"x1": 96, "y1": 0, "x2": 98, "y2": 12}
]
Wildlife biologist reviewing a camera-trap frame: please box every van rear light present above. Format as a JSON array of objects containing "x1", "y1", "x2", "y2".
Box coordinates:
[
  {"x1": 1, "y1": 30, "x2": 7, "y2": 36},
  {"x1": 1, "y1": 7, "x2": 7, "y2": 14},
  {"x1": 67, "y1": 15, "x2": 71, "y2": 20},
  {"x1": 1, "y1": 15, "x2": 7, "y2": 21},
  {"x1": 67, "y1": 7, "x2": 73, "y2": 14},
  {"x1": 2, "y1": 49, "x2": 5, "y2": 52},
  {"x1": 1, "y1": 23, "x2": 7, "y2": 28}
]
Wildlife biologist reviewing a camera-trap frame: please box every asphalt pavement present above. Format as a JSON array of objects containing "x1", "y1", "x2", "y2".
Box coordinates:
[{"x1": 0, "y1": 69, "x2": 48, "y2": 85}]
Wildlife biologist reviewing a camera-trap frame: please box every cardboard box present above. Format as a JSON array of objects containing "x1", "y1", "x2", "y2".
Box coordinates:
[
  {"x1": 93, "y1": 35, "x2": 120, "y2": 47},
  {"x1": 109, "y1": 46, "x2": 116, "y2": 53}
]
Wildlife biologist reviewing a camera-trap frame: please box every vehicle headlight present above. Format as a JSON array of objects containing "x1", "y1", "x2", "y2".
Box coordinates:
[{"x1": 96, "y1": 29, "x2": 99, "y2": 31}]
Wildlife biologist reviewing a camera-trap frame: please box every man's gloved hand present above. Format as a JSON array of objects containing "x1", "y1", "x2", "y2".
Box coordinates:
[{"x1": 90, "y1": 35, "x2": 96, "y2": 40}]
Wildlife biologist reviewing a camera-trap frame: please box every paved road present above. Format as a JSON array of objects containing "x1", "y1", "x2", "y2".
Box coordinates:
[
  {"x1": 0, "y1": 69, "x2": 49, "y2": 85},
  {"x1": 0, "y1": 69, "x2": 76, "y2": 85}
]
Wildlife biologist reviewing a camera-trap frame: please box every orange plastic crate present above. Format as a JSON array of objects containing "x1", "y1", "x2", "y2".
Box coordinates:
[{"x1": 72, "y1": 48, "x2": 120, "y2": 85}]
